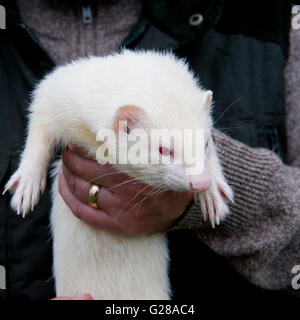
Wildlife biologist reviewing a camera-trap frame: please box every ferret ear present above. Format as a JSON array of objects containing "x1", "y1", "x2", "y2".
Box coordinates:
[
  {"x1": 114, "y1": 105, "x2": 147, "y2": 134},
  {"x1": 203, "y1": 90, "x2": 213, "y2": 112}
]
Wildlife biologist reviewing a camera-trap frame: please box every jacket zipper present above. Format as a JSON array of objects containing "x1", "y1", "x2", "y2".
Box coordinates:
[{"x1": 82, "y1": 5, "x2": 92, "y2": 24}]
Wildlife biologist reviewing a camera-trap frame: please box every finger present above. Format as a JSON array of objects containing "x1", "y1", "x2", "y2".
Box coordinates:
[
  {"x1": 62, "y1": 149, "x2": 130, "y2": 188},
  {"x1": 58, "y1": 172, "x2": 120, "y2": 232},
  {"x1": 61, "y1": 163, "x2": 118, "y2": 211},
  {"x1": 51, "y1": 294, "x2": 93, "y2": 300},
  {"x1": 67, "y1": 144, "x2": 92, "y2": 159}
]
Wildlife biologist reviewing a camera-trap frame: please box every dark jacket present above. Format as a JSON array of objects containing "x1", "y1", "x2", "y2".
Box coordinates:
[{"x1": 0, "y1": 0, "x2": 294, "y2": 300}]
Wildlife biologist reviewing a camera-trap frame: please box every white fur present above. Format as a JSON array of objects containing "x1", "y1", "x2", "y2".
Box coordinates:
[
  {"x1": 4, "y1": 50, "x2": 233, "y2": 299},
  {"x1": 51, "y1": 162, "x2": 170, "y2": 299}
]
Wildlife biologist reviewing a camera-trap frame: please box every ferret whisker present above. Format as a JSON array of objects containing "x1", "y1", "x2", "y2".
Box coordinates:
[
  {"x1": 115, "y1": 184, "x2": 153, "y2": 221},
  {"x1": 87, "y1": 169, "x2": 139, "y2": 184},
  {"x1": 216, "y1": 125, "x2": 247, "y2": 135},
  {"x1": 127, "y1": 187, "x2": 165, "y2": 219},
  {"x1": 213, "y1": 97, "x2": 241, "y2": 125},
  {"x1": 106, "y1": 177, "x2": 141, "y2": 192}
]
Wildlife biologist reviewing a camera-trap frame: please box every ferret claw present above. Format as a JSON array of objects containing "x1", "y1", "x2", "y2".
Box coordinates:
[
  {"x1": 195, "y1": 179, "x2": 233, "y2": 228},
  {"x1": 5, "y1": 166, "x2": 46, "y2": 217}
]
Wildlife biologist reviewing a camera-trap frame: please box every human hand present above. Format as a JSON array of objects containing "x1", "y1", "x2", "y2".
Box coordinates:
[
  {"x1": 51, "y1": 293, "x2": 93, "y2": 300},
  {"x1": 58, "y1": 145, "x2": 194, "y2": 236}
]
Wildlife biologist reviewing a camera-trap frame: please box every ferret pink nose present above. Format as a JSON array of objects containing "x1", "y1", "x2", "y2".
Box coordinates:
[{"x1": 189, "y1": 171, "x2": 211, "y2": 192}]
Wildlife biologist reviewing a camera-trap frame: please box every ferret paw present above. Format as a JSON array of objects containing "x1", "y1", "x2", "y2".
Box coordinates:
[
  {"x1": 3, "y1": 167, "x2": 46, "y2": 217},
  {"x1": 194, "y1": 179, "x2": 233, "y2": 228}
]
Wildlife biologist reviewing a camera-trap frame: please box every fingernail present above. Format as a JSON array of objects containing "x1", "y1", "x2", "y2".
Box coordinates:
[
  {"x1": 73, "y1": 294, "x2": 94, "y2": 300},
  {"x1": 68, "y1": 143, "x2": 75, "y2": 151}
]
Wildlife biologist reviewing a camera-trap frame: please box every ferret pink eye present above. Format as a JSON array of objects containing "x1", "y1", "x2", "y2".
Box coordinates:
[
  {"x1": 205, "y1": 141, "x2": 208, "y2": 149},
  {"x1": 159, "y1": 146, "x2": 174, "y2": 157}
]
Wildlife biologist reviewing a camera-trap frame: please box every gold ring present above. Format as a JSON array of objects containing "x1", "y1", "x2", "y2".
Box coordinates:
[{"x1": 88, "y1": 184, "x2": 100, "y2": 209}]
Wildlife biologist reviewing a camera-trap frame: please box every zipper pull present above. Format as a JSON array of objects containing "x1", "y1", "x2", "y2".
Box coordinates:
[{"x1": 82, "y1": 5, "x2": 92, "y2": 24}]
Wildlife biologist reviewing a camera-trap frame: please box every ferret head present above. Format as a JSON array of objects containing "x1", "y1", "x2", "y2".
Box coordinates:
[{"x1": 94, "y1": 51, "x2": 214, "y2": 193}]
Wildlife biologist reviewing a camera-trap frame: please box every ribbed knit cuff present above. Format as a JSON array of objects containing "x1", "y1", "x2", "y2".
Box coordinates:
[{"x1": 170, "y1": 129, "x2": 283, "y2": 232}]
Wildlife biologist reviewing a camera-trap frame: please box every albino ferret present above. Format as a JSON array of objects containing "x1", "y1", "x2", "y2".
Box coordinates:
[{"x1": 4, "y1": 50, "x2": 233, "y2": 299}]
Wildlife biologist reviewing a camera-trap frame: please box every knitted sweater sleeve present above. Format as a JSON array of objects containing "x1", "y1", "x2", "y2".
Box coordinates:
[
  {"x1": 171, "y1": 29, "x2": 300, "y2": 295},
  {"x1": 172, "y1": 130, "x2": 300, "y2": 294}
]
